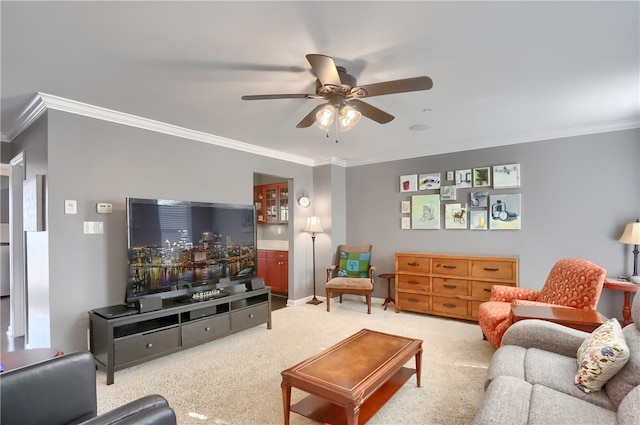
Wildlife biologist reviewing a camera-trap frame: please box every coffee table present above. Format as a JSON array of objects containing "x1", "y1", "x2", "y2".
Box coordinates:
[
  {"x1": 511, "y1": 304, "x2": 607, "y2": 333},
  {"x1": 281, "y1": 328, "x2": 422, "y2": 425}
]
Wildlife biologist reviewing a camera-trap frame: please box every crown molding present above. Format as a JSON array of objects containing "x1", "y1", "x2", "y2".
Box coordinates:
[
  {"x1": 4, "y1": 94, "x2": 48, "y2": 142},
  {"x1": 343, "y1": 118, "x2": 640, "y2": 167},
  {"x1": 9, "y1": 93, "x2": 316, "y2": 167},
  {"x1": 7, "y1": 93, "x2": 638, "y2": 169}
]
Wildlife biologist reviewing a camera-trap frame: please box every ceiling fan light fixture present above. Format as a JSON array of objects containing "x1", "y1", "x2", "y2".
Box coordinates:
[
  {"x1": 315, "y1": 105, "x2": 334, "y2": 130},
  {"x1": 338, "y1": 104, "x2": 361, "y2": 131}
]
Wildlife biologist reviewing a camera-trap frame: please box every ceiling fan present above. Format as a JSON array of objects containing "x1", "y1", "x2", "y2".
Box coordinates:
[{"x1": 241, "y1": 54, "x2": 433, "y2": 131}]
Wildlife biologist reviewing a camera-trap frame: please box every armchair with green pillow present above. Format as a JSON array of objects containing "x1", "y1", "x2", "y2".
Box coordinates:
[
  {"x1": 325, "y1": 244, "x2": 375, "y2": 314},
  {"x1": 473, "y1": 293, "x2": 640, "y2": 425}
]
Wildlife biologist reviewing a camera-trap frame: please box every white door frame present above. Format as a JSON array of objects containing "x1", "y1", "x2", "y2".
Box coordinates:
[{"x1": 7, "y1": 153, "x2": 26, "y2": 338}]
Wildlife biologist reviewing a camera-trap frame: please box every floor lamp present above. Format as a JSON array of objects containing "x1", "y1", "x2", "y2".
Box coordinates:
[
  {"x1": 304, "y1": 216, "x2": 323, "y2": 305},
  {"x1": 619, "y1": 219, "x2": 640, "y2": 279}
]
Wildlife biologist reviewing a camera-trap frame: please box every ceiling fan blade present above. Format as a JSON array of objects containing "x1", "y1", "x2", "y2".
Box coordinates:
[
  {"x1": 296, "y1": 104, "x2": 327, "y2": 128},
  {"x1": 355, "y1": 76, "x2": 433, "y2": 98},
  {"x1": 241, "y1": 94, "x2": 316, "y2": 101},
  {"x1": 349, "y1": 99, "x2": 394, "y2": 124},
  {"x1": 306, "y1": 54, "x2": 341, "y2": 87}
]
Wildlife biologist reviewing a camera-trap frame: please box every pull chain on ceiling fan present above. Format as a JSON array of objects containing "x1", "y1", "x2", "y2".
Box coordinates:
[{"x1": 241, "y1": 54, "x2": 433, "y2": 131}]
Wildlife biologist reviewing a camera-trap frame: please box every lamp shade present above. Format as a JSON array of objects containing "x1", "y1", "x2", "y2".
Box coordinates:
[
  {"x1": 619, "y1": 221, "x2": 640, "y2": 245},
  {"x1": 304, "y1": 216, "x2": 323, "y2": 233},
  {"x1": 315, "y1": 106, "x2": 334, "y2": 131},
  {"x1": 338, "y1": 104, "x2": 361, "y2": 131}
]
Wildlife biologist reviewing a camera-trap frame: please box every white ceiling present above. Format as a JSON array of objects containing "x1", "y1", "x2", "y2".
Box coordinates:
[{"x1": 2, "y1": 1, "x2": 638, "y2": 166}]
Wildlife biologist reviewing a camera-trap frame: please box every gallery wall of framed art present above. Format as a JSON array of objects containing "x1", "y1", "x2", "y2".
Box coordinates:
[{"x1": 399, "y1": 163, "x2": 521, "y2": 230}]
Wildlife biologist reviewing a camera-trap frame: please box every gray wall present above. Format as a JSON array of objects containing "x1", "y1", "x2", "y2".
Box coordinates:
[
  {"x1": 9, "y1": 108, "x2": 639, "y2": 352},
  {"x1": 13, "y1": 110, "x2": 316, "y2": 352},
  {"x1": 1, "y1": 142, "x2": 11, "y2": 164},
  {"x1": 345, "y1": 129, "x2": 640, "y2": 319}
]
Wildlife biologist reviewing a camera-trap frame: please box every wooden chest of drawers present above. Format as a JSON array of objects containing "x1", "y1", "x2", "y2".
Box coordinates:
[{"x1": 395, "y1": 253, "x2": 518, "y2": 321}]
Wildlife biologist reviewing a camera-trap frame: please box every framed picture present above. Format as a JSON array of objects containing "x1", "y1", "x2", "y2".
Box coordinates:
[
  {"x1": 400, "y1": 174, "x2": 418, "y2": 192},
  {"x1": 470, "y1": 191, "x2": 488, "y2": 207},
  {"x1": 401, "y1": 200, "x2": 411, "y2": 214},
  {"x1": 411, "y1": 194, "x2": 440, "y2": 229},
  {"x1": 455, "y1": 169, "x2": 472, "y2": 188},
  {"x1": 440, "y1": 185, "x2": 457, "y2": 201},
  {"x1": 401, "y1": 216, "x2": 411, "y2": 229},
  {"x1": 469, "y1": 210, "x2": 488, "y2": 230},
  {"x1": 444, "y1": 203, "x2": 467, "y2": 229},
  {"x1": 446, "y1": 171, "x2": 454, "y2": 181},
  {"x1": 493, "y1": 164, "x2": 521, "y2": 188},
  {"x1": 473, "y1": 167, "x2": 491, "y2": 187},
  {"x1": 419, "y1": 172, "x2": 441, "y2": 190},
  {"x1": 489, "y1": 194, "x2": 521, "y2": 230}
]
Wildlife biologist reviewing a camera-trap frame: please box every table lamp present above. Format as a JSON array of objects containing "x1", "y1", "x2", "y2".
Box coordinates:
[
  {"x1": 304, "y1": 216, "x2": 323, "y2": 305},
  {"x1": 618, "y1": 219, "x2": 640, "y2": 280}
]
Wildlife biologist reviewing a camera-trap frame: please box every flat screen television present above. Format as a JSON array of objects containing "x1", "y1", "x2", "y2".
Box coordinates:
[{"x1": 125, "y1": 198, "x2": 257, "y2": 304}]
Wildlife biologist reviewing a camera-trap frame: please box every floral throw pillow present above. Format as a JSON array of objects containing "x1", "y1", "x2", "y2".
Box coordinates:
[
  {"x1": 575, "y1": 318, "x2": 630, "y2": 393},
  {"x1": 337, "y1": 251, "x2": 371, "y2": 278}
]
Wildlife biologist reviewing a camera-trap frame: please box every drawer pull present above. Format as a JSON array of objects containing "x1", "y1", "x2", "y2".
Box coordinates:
[
  {"x1": 408, "y1": 298, "x2": 420, "y2": 303},
  {"x1": 443, "y1": 284, "x2": 457, "y2": 289},
  {"x1": 443, "y1": 265, "x2": 457, "y2": 269},
  {"x1": 483, "y1": 288, "x2": 492, "y2": 293},
  {"x1": 407, "y1": 262, "x2": 420, "y2": 267},
  {"x1": 146, "y1": 343, "x2": 153, "y2": 348},
  {"x1": 483, "y1": 267, "x2": 500, "y2": 272},
  {"x1": 443, "y1": 303, "x2": 457, "y2": 309},
  {"x1": 205, "y1": 327, "x2": 211, "y2": 331},
  {"x1": 408, "y1": 280, "x2": 421, "y2": 285},
  {"x1": 249, "y1": 314, "x2": 254, "y2": 318}
]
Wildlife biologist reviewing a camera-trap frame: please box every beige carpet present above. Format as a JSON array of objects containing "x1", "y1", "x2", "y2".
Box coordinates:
[{"x1": 96, "y1": 298, "x2": 496, "y2": 425}]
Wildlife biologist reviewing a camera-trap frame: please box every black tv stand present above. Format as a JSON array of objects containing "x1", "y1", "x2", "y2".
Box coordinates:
[{"x1": 89, "y1": 287, "x2": 271, "y2": 385}]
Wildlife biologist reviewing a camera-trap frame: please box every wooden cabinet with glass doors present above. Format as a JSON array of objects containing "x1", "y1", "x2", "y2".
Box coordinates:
[{"x1": 254, "y1": 183, "x2": 288, "y2": 224}]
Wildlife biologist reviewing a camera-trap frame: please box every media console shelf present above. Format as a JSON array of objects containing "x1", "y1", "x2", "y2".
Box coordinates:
[{"x1": 89, "y1": 287, "x2": 271, "y2": 384}]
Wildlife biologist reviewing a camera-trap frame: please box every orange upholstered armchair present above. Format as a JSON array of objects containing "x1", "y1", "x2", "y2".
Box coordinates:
[{"x1": 478, "y1": 258, "x2": 606, "y2": 347}]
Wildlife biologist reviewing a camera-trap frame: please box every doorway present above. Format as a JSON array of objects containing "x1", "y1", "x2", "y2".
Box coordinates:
[
  {"x1": 6, "y1": 153, "x2": 27, "y2": 347},
  {"x1": 253, "y1": 173, "x2": 292, "y2": 303}
]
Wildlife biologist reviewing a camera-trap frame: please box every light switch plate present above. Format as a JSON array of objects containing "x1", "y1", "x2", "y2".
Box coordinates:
[
  {"x1": 83, "y1": 221, "x2": 104, "y2": 234},
  {"x1": 65, "y1": 200, "x2": 77, "y2": 214}
]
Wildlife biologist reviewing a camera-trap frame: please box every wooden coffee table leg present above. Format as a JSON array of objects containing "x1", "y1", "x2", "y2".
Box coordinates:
[
  {"x1": 415, "y1": 348, "x2": 422, "y2": 387},
  {"x1": 281, "y1": 382, "x2": 291, "y2": 425},
  {"x1": 346, "y1": 405, "x2": 360, "y2": 425}
]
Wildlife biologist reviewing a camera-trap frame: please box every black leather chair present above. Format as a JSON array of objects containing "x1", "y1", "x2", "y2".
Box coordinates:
[{"x1": 0, "y1": 351, "x2": 176, "y2": 425}]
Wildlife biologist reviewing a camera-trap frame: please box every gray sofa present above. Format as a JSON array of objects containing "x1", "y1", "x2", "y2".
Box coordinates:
[
  {"x1": 0, "y1": 351, "x2": 176, "y2": 425},
  {"x1": 473, "y1": 294, "x2": 640, "y2": 425}
]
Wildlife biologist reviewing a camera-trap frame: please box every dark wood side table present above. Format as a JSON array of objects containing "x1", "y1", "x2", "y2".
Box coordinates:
[
  {"x1": 378, "y1": 273, "x2": 396, "y2": 310},
  {"x1": 511, "y1": 304, "x2": 606, "y2": 333},
  {"x1": 603, "y1": 278, "x2": 639, "y2": 327}
]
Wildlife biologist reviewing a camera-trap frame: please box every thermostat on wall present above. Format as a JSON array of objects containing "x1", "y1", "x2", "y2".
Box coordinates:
[{"x1": 96, "y1": 203, "x2": 113, "y2": 214}]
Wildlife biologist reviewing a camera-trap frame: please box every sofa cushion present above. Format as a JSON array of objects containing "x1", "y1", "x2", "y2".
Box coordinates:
[
  {"x1": 617, "y1": 385, "x2": 640, "y2": 425},
  {"x1": 471, "y1": 376, "x2": 532, "y2": 425},
  {"x1": 528, "y1": 383, "x2": 617, "y2": 425},
  {"x1": 575, "y1": 318, "x2": 629, "y2": 393},
  {"x1": 525, "y1": 348, "x2": 615, "y2": 410},
  {"x1": 605, "y1": 322, "x2": 640, "y2": 408},
  {"x1": 484, "y1": 345, "x2": 526, "y2": 389},
  {"x1": 337, "y1": 251, "x2": 370, "y2": 278},
  {"x1": 487, "y1": 344, "x2": 615, "y2": 410}
]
